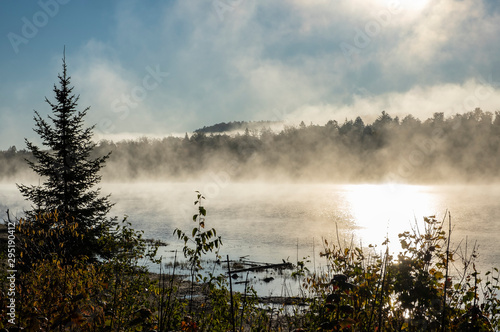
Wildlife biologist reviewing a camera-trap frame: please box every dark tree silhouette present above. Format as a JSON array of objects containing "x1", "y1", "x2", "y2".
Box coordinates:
[{"x1": 17, "y1": 52, "x2": 113, "y2": 261}]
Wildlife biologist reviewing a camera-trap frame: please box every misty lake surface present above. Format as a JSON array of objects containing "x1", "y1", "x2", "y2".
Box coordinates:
[{"x1": 2, "y1": 182, "x2": 499, "y2": 276}]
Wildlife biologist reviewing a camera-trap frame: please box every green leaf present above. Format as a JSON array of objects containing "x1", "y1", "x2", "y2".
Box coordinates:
[{"x1": 199, "y1": 206, "x2": 206, "y2": 216}]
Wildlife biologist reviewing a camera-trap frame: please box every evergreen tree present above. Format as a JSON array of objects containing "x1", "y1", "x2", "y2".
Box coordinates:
[{"x1": 17, "y1": 53, "x2": 113, "y2": 262}]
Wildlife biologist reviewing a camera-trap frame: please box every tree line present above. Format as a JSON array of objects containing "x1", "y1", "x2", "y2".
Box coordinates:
[
  {"x1": 4, "y1": 108, "x2": 499, "y2": 183},
  {"x1": 194, "y1": 120, "x2": 280, "y2": 133}
]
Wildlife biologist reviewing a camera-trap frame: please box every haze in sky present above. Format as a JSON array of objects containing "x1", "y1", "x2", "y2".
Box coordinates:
[{"x1": 1, "y1": 0, "x2": 500, "y2": 150}]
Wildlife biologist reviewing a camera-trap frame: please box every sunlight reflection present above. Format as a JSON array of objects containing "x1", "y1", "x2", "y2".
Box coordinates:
[{"x1": 342, "y1": 184, "x2": 437, "y2": 249}]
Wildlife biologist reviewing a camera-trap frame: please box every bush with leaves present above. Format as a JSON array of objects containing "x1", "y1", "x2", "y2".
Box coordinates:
[
  {"x1": 14, "y1": 211, "x2": 86, "y2": 269},
  {"x1": 173, "y1": 192, "x2": 278, "y2": 331},
  {"x1": 97, "y1": 218, "x2": 160, "y2": 330},
  {"x1": 174, "y1": 192, "x2": 223, "y2": 313},
  {"x1": 300, "y1": 215, "x2": 499, "y2": 331},
  {"x1": 0, "y1": 211, "x2": 160, "y2": 331},
  {"x1": 302, "y1": 239, "x2": 391, "y2": 331}
]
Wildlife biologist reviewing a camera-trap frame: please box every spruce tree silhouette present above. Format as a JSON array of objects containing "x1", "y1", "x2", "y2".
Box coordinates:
[{"x1": 17, "y1": 51, "x2": 113, "y2": 262}]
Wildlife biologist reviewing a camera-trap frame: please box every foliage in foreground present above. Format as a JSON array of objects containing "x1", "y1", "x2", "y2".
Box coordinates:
[
  {"x1": 1, "y1": 200, "x2": 499, "y2": 331},
  {"x1": 1, "y1": 211, "x2": 160, "y2": 330},
  {"x1": 300, "y1": 215, "x2": 500, "y2": 331}
]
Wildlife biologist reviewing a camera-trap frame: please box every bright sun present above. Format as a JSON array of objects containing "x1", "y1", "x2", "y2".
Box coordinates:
[
  {"x1": 398, "y1": 0, "x2": 430, "y2": 12},
  {"x1": 343, "y1": 184, "x2": 436, "y2": 247}
]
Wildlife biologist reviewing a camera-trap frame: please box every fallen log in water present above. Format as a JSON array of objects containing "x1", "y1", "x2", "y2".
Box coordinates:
[
  {"x1": 228, "y1": 261, "x2": 294, "y2": 274},
  {"x1": 257, "y1": 296, "x2": 309, "y2": 306}
]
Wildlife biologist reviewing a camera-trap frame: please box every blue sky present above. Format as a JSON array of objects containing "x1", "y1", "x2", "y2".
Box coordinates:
[{"x1": 1, "y1": 0, "x2": 500, "y2": 149}]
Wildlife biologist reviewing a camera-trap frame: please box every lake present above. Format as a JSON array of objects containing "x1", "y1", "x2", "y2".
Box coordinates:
[{"x1": 2, "y1": 181, "x2": 500, "y2": 294}]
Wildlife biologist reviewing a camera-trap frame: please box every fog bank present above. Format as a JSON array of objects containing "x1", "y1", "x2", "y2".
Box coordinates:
[{"x1": 2, "y1": 109, "x2": 500, "y2": 184}]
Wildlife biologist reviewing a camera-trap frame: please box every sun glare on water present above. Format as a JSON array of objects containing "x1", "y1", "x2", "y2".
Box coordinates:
[{"x1": 342, "y1": 183, "x2": 437, "y2": 248}]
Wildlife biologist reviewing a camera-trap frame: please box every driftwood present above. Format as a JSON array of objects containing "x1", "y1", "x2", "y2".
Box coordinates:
[
  {"x1": 258, "y1": 296, "x2": 309, "y2": 305},
  {"x1": 228, "y1": 262, "x2": 293, "y2": 274}
]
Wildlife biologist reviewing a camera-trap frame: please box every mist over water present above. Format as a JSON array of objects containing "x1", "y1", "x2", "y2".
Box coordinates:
[
  {"x1": 2, "y1": 179, "x2": 500, "y2": 297},
  {"x1": 2, "y1": 181, "x2": 499, "y2": 272},
  {"x1": 16, "y1": 181, "x2": 491, "y2": 274}
]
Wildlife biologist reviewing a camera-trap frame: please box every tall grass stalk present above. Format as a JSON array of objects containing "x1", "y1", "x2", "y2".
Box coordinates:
[{"x1": 441, "y1": 211, "x2": 452, "y2": 332}]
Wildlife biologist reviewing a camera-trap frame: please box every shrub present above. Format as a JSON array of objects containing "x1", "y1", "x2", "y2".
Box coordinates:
[
  {"x1": 301, "y1": 215, "x2": 500, "y2": 331},
  {"x1": 1, "y1": 212, "x2": 159, "y2": 331}
]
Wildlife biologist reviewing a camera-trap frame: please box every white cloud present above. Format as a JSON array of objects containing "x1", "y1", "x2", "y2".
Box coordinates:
[
  {"x1": 2, "y1": 0, "x2": 499, "y2": 150},
  {"x1": 70, "y1": 40, "x2": 171, "y2": 136},
  {"x1": 35, "y1": 0, "x2": 500, "y2": 139},
  {"x1": 74, "y1": 62, "x2": 131, "y2": 112},
  {"x1": 285, "y1": 79, "x2": 500, "y2": 125},
  {"x1": 383, "y1": 0, "x2": 498, "y2": 76},
  {"x1": 73, "y1": 0, "x2": 500, "y2": 133}
]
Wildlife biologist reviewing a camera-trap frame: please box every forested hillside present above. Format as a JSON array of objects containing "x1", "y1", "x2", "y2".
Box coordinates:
[
  {"x1": 2, "y1": 108, "x2": 500, "y2": 183},
  {"x1": 194, "y1": 120, "x2": 281, "y2": 133}
]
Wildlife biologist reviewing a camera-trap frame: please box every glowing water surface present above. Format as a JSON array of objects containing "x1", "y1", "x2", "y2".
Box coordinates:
[{"x1": 110, "y1": 182, "x2": 500, "y2": 273}]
